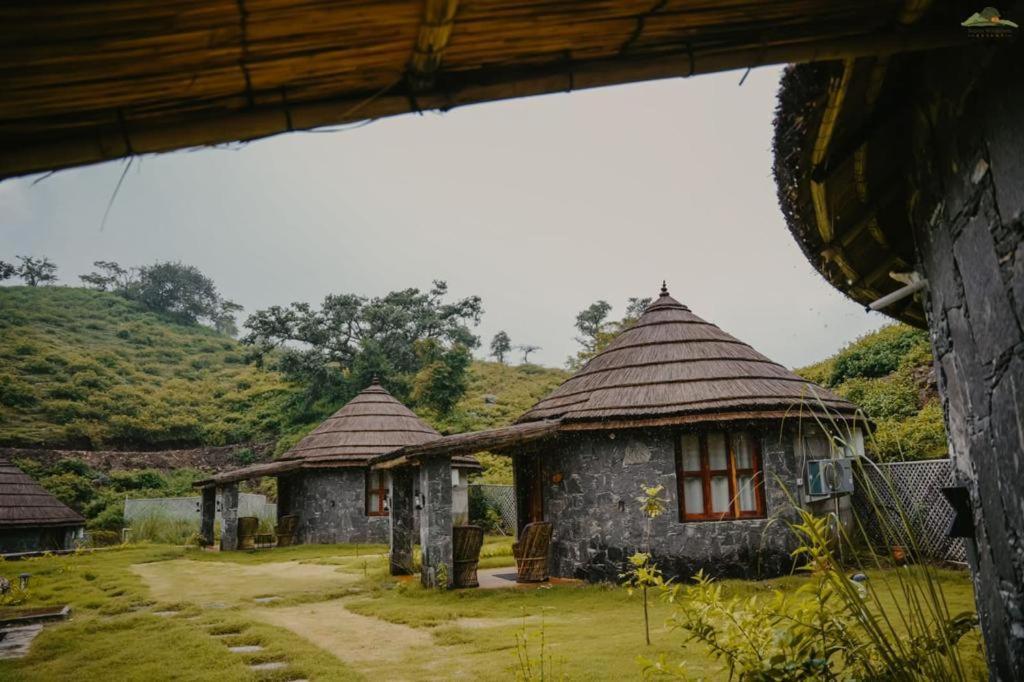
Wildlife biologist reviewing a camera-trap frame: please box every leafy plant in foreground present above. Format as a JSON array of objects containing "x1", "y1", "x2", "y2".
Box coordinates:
[
  {"x1": 642, "y1": 511, "x2": 979, "y2": 681},
  {"x1": 622, "y1": 484, "x2": 669, "y2": 646}
]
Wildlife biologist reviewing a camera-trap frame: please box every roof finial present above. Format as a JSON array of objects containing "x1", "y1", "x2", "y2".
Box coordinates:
[
  {"x1": 660, "y1": 280, "x2": 669, "y2": 297},
  {"x1": 370, "y1": 374, "x2": 380, "y2": 386}
]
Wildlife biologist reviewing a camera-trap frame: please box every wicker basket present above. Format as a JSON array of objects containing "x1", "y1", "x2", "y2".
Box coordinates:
[
  {"x1": 453, "y1": 525, "x2": 484, "y2": 588},
  {"x1": 275, "y1": 515, "x2": 299, "y2": 547},
  {"x1": 237, "y1": 516, "x2": 260, "y2": 550},
  {"x1": 513, "y1": 522, "x2": 552, "y2": 583}
]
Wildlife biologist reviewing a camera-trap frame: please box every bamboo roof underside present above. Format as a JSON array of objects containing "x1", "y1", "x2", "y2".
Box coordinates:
[
  {"x1": 372, "y1": 419, "x2": 562, "y2": 469},
  {"x1": 0, "y1": 458, "x2": 85, "y2": 529},
  {"x1": 518, "y1": 286, "x2": 860, "y2": 425},
  {"x1": 2, "y1": 1, "x2": 966, "y2": 178}
]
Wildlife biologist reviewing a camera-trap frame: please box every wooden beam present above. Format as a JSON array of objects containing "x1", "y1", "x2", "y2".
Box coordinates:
[{"x1": 407, "y1": 0, "x2": 460, "y2": 91}]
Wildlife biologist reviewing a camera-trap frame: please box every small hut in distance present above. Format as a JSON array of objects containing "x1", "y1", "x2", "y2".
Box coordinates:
[
  {"x1": 0, "y1": 458, "x2": 84, "y2": 555},
  {"x1": 276, "y1": 378, "x2": 479, "y2": 543},
  {"x1": 197, "y1": 379, "x2": 479, "y2": 548}
]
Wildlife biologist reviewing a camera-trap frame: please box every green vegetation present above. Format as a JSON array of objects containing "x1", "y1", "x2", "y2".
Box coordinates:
[
  {"x1": 15, "y1": 457, "x2": 206, "y2": 532},
  {"x1": 0, "y1": 541, "x2": 980, "y2": 681},
  {"x1": 0, "y1": 286, "x2": 294, "y2": 449},
  {"x1": 567, "y1": 296, "x2": 650, "y2": 369},
  {"x1": 431, "y1": 360, "x2": 569, "y2": 483},
  {"x1": 797, "y1": 324, "x2": 947, "y2": 461},
  {"x1": 241, "y1": 280, "x2": 483, "y2": 415}
]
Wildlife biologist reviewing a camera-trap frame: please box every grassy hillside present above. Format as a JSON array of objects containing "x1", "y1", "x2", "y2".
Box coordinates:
[
  {"x1": 430, "y1": 360, "x2": 570, "y2": 483},
  {"x1": 0, "y1": 286, "x2": 294, "y2": 449},
  {"x1": 796, "y1": 324, "x2": 948, "y2": 462},
  {"x1": 0, "y1": 287, "x2": 568, "y2": 510}
]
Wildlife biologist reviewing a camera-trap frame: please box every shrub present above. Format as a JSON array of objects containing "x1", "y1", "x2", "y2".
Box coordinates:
[
  {"x1": 871, "y1": 401, "x2": 949, "y2": 462},
  {"x1": 0, "y1": 374, "x2": 37, "y2": 407},
  {"x1": 829, "y1": 325, "x2": 929, "y2": 385},
  {"x1": 130, "y1": 515, "x2": 198, "y2": 545},
  {"x1": 646, "y1": 512, "x2": 979, "y2": 681},
  {"x1": 87, "y1": 530, "x2": 122, "y2": 546}
]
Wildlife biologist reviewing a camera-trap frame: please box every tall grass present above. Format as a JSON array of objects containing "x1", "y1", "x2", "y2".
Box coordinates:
[{"x1": 130, "y1": 514, "x2": 199, "y2": 545}]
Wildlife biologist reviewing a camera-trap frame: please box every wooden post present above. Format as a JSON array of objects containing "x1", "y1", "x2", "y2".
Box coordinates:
[
  {"x1": 389, "y1": 467, "x2": 416, "y2": 575},
  {"x1": 418, "y1": 456, "x2": 453, "y2": 588},
  {"x1": 200, "y1": 486, "x2": 216, "y2": 547},
  {"x1": 219, "y1": 483, "x2": 239, "y2": 552}
]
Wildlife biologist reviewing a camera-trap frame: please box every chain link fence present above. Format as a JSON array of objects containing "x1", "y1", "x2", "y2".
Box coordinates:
[
  {"x1": 468, "y1": 484, "x2": 516, "y2": 534},
  {"x1": 851, "y1": 459, "x2": 966, "y2": 563}
]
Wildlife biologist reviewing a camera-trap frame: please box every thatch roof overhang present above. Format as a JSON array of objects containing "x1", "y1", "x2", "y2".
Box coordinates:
[
  {"x1": 0, "y1": 458, "x2": 85, "y2": 529},
  {"x1": 2, "y1": 2, "x2": 966, "y2": 179},
  {"x1": 771, "y1": 4, "x2": 985, "y2": 329},
  {"x1": 371, "y1": 420, "x2": 562, "y2": 470},
  {"x1": 196, "y1": 379, "x2": 479, "y2": 486},
  {"x1": 517, "y1": 286, "x2": 864, "y2": 429}
]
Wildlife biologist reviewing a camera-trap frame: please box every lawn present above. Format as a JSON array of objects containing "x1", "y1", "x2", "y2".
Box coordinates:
[{"x1": 0, "y1": 540, "x2": 984, "y2": 681}]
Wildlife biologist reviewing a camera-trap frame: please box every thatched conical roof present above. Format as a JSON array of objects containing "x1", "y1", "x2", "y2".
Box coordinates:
[
  {"x1": 0, "y1": 458, "x2": 85, "y2": 528},
  {"x1": 283, "y1": 379, "x2": 441, "y2": 464},
  {"x1": 519, "y1": 285, "x2": 858, "y2": 426}
]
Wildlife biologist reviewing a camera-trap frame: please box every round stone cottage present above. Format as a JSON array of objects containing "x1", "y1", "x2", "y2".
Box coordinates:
[
  {"x1": 510, "y1": 285, "x2": 863, "y2": 581},
  {"x1": 199, "y1": 379, "x2": 479, "y2": 547},
  {"x1": 276, "y1": 379, "x2": 480, "y2": 544}
]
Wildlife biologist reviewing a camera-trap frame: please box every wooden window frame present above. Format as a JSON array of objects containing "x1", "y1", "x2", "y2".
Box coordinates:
[
  {"x1": 365, "y1": 470, "x2": 389, "y2": 517},
  {"x1": 675, "y1": 430, "x2": 766, "y2": 522}
]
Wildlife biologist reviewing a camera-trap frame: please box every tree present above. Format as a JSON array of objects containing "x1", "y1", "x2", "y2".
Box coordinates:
[
  {"x1": 242, "y1": 280, "x2": 482, "y2": 410},
  {"x1": 490, "y1": 331, "x2": 512, "y2": 364},
  {"x1": 567, "y1": 297, "x2": 652, "y2": 369},
  {"x1": 0, "y1": 260, "x2": 15, "y2": 281},
  {"x1": 79, "y1": 260, "x2": 138, "y2": 295},
  {"x1": 574, "y1": 300, "x2": 612, "y2": 354},
  {"x1": 16, "y1": 255, "x2": 58, "y2": 286},
  {"x1": 211, "y1": 299, "x2": 244, "y2": 337},
  {"x1": 518, "y1": 344, "x2": 541, "y2": 364},
  {"x1": 134, "y1": 261, "x2": 225, "y2": 325},
  {"x1": 413, "y1": 340, "x2": 472, "y2": 414}
]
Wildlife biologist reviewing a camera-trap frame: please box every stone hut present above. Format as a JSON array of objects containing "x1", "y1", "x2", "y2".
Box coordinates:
[
  {"x1": 0, "y1": 457, "x2": 84, "y2": 554},
  {"x1": 378, "y1": 285, "x2": 863, "y2": 582},
  {"x1": 198, "y1": 379, "x2": 479, "y2": 547}
]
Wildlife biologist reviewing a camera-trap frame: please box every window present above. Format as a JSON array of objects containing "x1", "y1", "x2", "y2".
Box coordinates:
[
  {"x1": 366, "y1": 470, "x2": 390, "y2": 516},
  {"x1": 676, "y1": 430, "x2": 765, "y2": 521}
]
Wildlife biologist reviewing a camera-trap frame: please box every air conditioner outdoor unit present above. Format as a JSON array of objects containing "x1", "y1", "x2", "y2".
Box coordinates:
[{"x1": 806, "y1": 458, "x2": 854, "y2": 496}]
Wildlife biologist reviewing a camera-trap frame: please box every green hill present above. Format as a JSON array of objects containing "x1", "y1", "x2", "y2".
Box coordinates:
[
  {"x1": 796, "y1": 324, "x2": 948, "y2": 462},
  {"x1": 0, "y1": 286, "x2": 294, "y2": 449},
  {"x1": 0, "y1": 286, "x2": 568, "y2": 472}
]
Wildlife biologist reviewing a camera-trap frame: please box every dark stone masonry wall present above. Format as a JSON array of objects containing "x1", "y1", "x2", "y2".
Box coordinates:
[
  {"x1": 282, "y1": 469, "x2": 389, "y2": 545},
  {"x1": 536, "y1": 426, "x2": 801, "y2": 582},
  {"x1": 908, "y1": 40, "x2": 1024, "y2": 680}
]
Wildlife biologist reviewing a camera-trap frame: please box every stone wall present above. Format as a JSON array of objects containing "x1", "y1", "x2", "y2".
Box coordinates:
[
  {"x1": 0, "y1": 526, "x2": 81, "y2": 554},
  {"x1": 532, "y1": 425, "x2": 800, "y2": 582},
  {"x1": 0, "y1": 443, "x2": 274, "y2": 473},
  {"x1": 907, "y1": 39, "x2": 1024, "y2": 680},
  {"x1": 281, "y1": 469, "x2": 389, "y2": 544}
]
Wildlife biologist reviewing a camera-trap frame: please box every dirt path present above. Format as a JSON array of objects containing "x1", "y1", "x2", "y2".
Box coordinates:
[{"x1": 250, "y1": 599, "x2": 431, "y2": 665}]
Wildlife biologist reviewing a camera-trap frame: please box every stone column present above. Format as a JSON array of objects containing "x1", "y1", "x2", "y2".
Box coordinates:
[
  {"x1": 200, "y1": 486, "x2": 216, "y2": 547},
  {"x1": 389, "y1": 467, "x2": 416, "y2": 575},
  {"x1": 906, "y1": 41, "x2": 1024, "y2": 680},
  {"x1": 219, "y1": 483, "x2": 239, "y2": 551},
  {"x1": 418, "y1": 456, "x2": 453, "y2": 588}
]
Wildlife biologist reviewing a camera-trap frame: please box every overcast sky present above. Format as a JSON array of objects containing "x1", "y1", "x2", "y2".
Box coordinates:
[{"x1": 0, "y1": 65, "x2": 890, "y2": 369}]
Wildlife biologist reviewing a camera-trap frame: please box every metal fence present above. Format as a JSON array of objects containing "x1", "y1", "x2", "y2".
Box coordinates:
[
  {"x1": 468, "y1": 484, "x2": 516, "y2": 534},
  {"x1": 851, "y1": 458, "x2": 966, "y2": 563}
]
